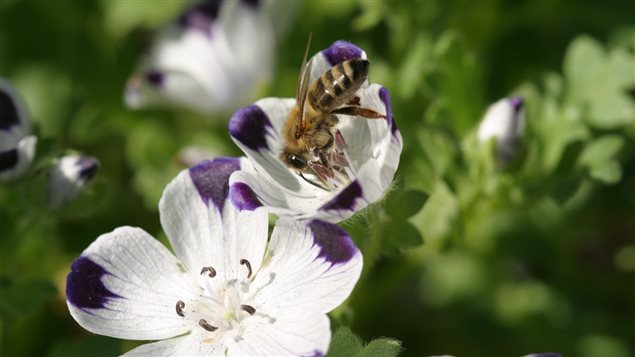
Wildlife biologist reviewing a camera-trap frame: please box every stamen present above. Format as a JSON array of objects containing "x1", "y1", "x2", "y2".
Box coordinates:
[
  {"x1": 200, "y1": 266, "x2": 216, "y2": 278},
  {"x1": 199, "y1": 319, "x2": 218, "y2": 332},
  {"x1": 241, "y1": 304, "x2": 256, "y2": 315},
  {"x1": 239, "y1": 259, "x2": 252, "y2": 278},
  {"x1": 175, "y1": 300, "x2": 185, "y2": 317}
]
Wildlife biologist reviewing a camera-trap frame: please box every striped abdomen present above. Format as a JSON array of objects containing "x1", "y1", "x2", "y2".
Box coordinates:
[{"x1": 308, "y1": 58, "x2": 369, "y2": 111}]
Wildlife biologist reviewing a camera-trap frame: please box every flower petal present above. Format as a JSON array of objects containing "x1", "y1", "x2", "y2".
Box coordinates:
[
  {"x1": 251, "y1": 218, "x2": 362, "y2": 314},
  {"x1": 66, "y1": 226, "x2": 198, "y2": 340},
  {"x1": 126, "y1": 0, "x2": 276, "y2": 114},
  {"x1": 229, "y1": 310, "x2": 329, "y2": 357},
  {"x1": 0, "y1": 135, "x2": 36, "y2": 182},
  {"x1": 159, "y1": 158, "x2": 269, "y2": 284},
  {"x1": 122, "y1": 334, "x2": 225, "y2": 356},
  {"x1": 0, "y1": 78, "x2": 29, "y2": 132}
]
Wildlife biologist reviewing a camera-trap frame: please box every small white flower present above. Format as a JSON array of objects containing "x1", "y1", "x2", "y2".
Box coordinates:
[
  {"x1": 0, "y1": 78, "x2": 37, "y2": 182},
  {"x1": 227, "y1": 41, "x2": 403, "y2": 223},
  {"x1": 48, "y1": 155, "x2": 99, "y2": 208},
  {"x1": 125, "y1": 0, "x2": 278, "y2": 114},
  {"x1": 66, "y1": 158, "x2": 362, "y2": 356},
  {"x1": 477, "y1": 97, "x2": 526, "y2": 163}
]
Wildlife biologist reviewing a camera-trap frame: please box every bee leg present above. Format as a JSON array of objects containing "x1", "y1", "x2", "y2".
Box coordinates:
[
  {"x1": 298, "y1": 172, "x2": 329, "y2": 191},
  {"x1": 331, "y1": 106, "x2": 386, "y2": 119},
  {"x1": 347, "y1": 96, "x2": 361, "y2": 106},
  {"x1": 312, "y1": 148, "x2": 330, "y2": 167},
  {"x1": 334, "y1": 129, "x2": 357, "y2": 178},
  {"x1": 334, "y1": 129, "x2": 348, "y2": 150}
]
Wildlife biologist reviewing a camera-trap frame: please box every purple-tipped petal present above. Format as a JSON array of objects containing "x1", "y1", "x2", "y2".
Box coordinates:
[
  {"x1": 179, "y1": 0, "x2": 221, "y2": 35},
  {"x1": 66, "y1": 257, "x2": 120, "y2": 310},
  {"x1": 510, "y1": 96, "x2": 524, "y2": 112},
  {"x1": 229, "y1": 182, "x2": 262, "y2": 211},
  {"x1": 379, "y1": 86, "x2": 398, "y2": 135},
  {"x1": 320, "y1": 181, "x2": 363, "y2": 212},
  {"x1": 0, "y1": 86, "x2": 21, "y2": 131},
  {"x1": 308, "y1": 220, "x2": 357, "y2": 265},
  {"x1": 76, "y1": 157, "x2": 99, "y2": 182},
  {"x1": 189, "y1": 158, "x2": 241, "y2": 210},
  {"x1": 0, "y1": 149, "x2": 18, "y2": 172},
  {"x1": 322, "y1": 41, "x2": 363, "y2": 66},
  {"x1": 228, "y1": 104, "x2": 272, "y2": 151},
  {"x1": 144, "y1": 70, "x2": 165, "y2": 88}
]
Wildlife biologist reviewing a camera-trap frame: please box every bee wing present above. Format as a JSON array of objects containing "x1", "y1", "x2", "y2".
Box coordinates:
[{"x1": 295, "y1": 33, "x2": 313, "y2": 137}]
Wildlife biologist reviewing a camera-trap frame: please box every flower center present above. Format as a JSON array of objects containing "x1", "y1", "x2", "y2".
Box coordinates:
[
  {"x1": 174, "y1": 258, "x2": 275, "y2": 343},
  {"x1": 303, "y1": 129, "x2": 357, "y2": 191}
]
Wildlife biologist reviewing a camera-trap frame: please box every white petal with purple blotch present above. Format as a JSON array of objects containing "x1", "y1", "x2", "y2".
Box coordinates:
[
  {"x1": 0, "y1": 78, "x2": 37, "y2": 182},
  {"x1": 250, "y1": 218, "x2": 362, "y2": 315},
  {"x1": 68, "y1": 158, "x2": 361, "y2": 356},
  {"x1": 228, "y1": 40, "x2": 402, "y2": 222},
  {"x1": 48, "y1": 155, "x2": 99, "y2": 208},
  {"x1": 477, "y1": 97, "x2": 525, "y2": 163},
  {"x1": 125, "y1": 0, "x2": 276, "y2": 114},
  {"x1": 66, "y1": 226, "x2": 199, "y2": 340},
  {"x1": 159, "y1": 157, "x2": 268, "y2": 284}
]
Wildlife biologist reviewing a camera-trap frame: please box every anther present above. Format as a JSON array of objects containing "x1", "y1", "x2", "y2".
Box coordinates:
[
  {"x1": 240, "y1": 259, "x2": 252, "y2": 278},
  {"x1": 198, "y1": 319, "x2": 218, "y2": 332},
  {"x1": 200, "y1": 266, "x2": 216, "y2": 278},
  {"x1": 241, "y1": 304, "x2": 256, "y2": 315},
  {"x1": 175, "y1": 300, "x2": 185, "y2": 317}
]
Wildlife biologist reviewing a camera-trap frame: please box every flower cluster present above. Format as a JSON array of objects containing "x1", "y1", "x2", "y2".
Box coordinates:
[
  {"x1": 0, "y1": 78, "x2": 99, "y2": 207},
  {"x1": 66, "y1": 16, "x2": 403, "y2": 350},
  {"x1": 67, "y1": 35, "x2": 403, "y2": 355}
]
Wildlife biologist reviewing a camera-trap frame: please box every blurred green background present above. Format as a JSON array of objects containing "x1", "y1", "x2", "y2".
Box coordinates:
[{"x1": 1, "y1": 0, "x2": 635, "y2": 356}]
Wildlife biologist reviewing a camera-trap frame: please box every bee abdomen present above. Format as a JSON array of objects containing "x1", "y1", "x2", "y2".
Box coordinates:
[{"x1": 310, "y1": 59, "x2": 369, "y2": 110}]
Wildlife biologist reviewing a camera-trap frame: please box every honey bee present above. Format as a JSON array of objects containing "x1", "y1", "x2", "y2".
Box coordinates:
[{"x1": 280, "y1": 36, "x2": 385, "y2": 189}]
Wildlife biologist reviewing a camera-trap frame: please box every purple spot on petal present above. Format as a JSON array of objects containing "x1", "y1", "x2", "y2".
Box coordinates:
[
  {"x1": 379, "y1": 87, "x2": 398, "y2": 135},
  {"x1": 228, "y1": 105, "x2": 272, "y2": 151},
  {"x1": 179, "y1": 0, "x2": 222, "y2": 35},
  {"x1": 75, "y1": 157, "x2": 99, "y2": 182},
  {"x1": 320, "y1": 181, "x2": 363, "y2": 212},
  {"x1": 322, "y1": 41, "x2": 363, "y2": 66},
  {"x1": 66, "y1": 257, "x2": 120, "y2": 309},
  {"x1": 229, "y1": 182, "x2": 262, "y2": 211},
  {"x1": 308, "y1": 220, "x2": 357, "y2": 265},
  {"x1": 0, "y1": 149, "x2": 18, "y2": 172},
  {"x1": 510, "y1": 96, "x2": 523, "y2": 113},
  {"x1": 189, "y1": 157, "x2": 241, "y2": 210},
  {"x1": 240, "y1": 0, "x2": 259, "y2": 7},
  {"x1": 0, "y1": 86, "x2": 21, "y2": 131},
  {"x1": 303, "y1": 350, "x2": 325, "y2": 357},
  {"x1": 145, "y1": 70, "x2": 164, "y2": 88}
]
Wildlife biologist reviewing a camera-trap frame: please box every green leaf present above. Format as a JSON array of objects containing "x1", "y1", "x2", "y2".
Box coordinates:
[
  {"x1": 564, "y1": 35, "x2": 635, "y2": 129},
  {"x1": 381, "y1": 219, "x2": 424, "y2": 256},
  {"x1": 385, "y1": 189, "x2": 429, "y2": 219},
  {"x1": 327, "y1": 327, "x2": 363, "y2": 357},
  {"x1": 588, "y1": 161, "x2": 622, "y2": 184},
  {"x1": 578, "y1": 135, "x2": 624, "y2": 167},
  {"x1": 354, "y1": 338, "x2": 402, "y2": 357}
]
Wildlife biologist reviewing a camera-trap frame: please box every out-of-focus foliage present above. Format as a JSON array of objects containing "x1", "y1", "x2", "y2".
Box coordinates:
[{"x1": 1, "y1": 0, "x2": 634, "y2": 356}]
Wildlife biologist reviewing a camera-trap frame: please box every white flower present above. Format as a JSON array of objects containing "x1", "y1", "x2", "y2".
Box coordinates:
[
  {"x1": 477, "y1": 97, "x2": 526, "y2": 163},
  {"x1": 125, "y1": 0, "x2": 278, "y2": 114},
  {"x1": 227, "y1": 41, "x2": 403, "y2": 223},
  {"x1": 0, "y1": 78, "x2": 37, "y2": 182},
  {"x1": 48, "y1": 155, "x2": 99, "y2": 208},
  {"x1": 66, "y1": 157, "x2": 362, "y2": 356}
]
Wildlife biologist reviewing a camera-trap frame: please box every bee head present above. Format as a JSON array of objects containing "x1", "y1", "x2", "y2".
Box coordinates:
[{"x1": 281, "y1": 151, "x2": 308, "y2": 170}]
